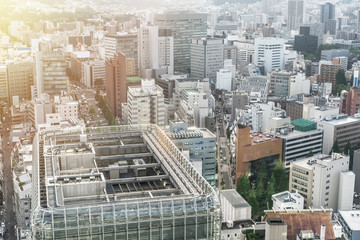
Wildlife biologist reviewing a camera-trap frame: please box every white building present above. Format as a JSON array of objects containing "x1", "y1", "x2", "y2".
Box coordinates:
[
  {"x1": 302, "y1": 104, "x2": 339, "y2": 121},
  {"x1": 272, "y1": 191, "x2": 304, "y2": 210},
  {"x1": 123, "y1": 79, "x2": 165, "y2": 126},
  {"x1": 138, "y1": 25, "x2": 174, "y2": 78},
  {"x1": 338, "y1": 171, "x2": 356, "y2": 211},
  {"x1": 54, "y1": 96, "x2": 79, "y2": 120},
  {"x1": 254, "y1": 37, "x2": 284, "y2": 74},
  {"x1": 82, "y1": 60, "x2": 106, "y2": 88},
  {"x1": 216, "y1": 69, "x2": 232, "y2": 91},
  {"x1": 289, "y1": 72, "x2": 310, "y2": 97},
  {"x1": 317, "y1": 114, "x2": 360, "y2": 154},
  {"x1": 28, "y1": 94, "x2": 53, "y2": 130},
  {"x1": 289, "y1": 153, "x2": 353, "y2": 211},
  {"x1": 220, "y1": 189, "x2": 251, "y2": 223}
]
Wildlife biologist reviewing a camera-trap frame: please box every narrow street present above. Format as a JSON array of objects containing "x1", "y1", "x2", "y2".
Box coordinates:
[{"x1": 2, "y1": 111, "x2": 16, "y2": 239}]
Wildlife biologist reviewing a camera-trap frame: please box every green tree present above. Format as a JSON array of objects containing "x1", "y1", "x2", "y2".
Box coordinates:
[
  {"x1": 306, "y1": 150, "x2": 314, "y2": 157},
  {"x1": 330, "y1": 139, "x2": 340, "y2": 154},
  {"x1": 89, "y1": 105, "x2": 95, "y2": 115},
  {"x1": 267, "y1": 176, "x2": 275, "y2": 209},
  {"x1": 273, "y1": 162, "x2": 288, "y2": 192},
  {"x1": 257, "y1": 161, "x2": 268, "y2": 187},
  {"x1": 94, "y1": 78, "x2": 104, "y2": 86},
  {"x1": 336, "y1": 69, "x2": 347, "y2": 85},
  {"x1": 256, "y1": 180, "x2": 264, "y2": 202},
  {"x1": 334, "y1": 84, "x2": 350, "y2": 96},
  {"x1": 344, "y1": 140, "x2": 352, "y2": 155},
  {"x1": 237, "y1": 175, "x2": 251, "y2": 199},
  {"x1": 248, "y1": 188, "x2": 259, "y2": 217}
]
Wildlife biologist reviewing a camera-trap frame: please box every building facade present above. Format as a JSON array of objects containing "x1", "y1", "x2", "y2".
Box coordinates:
[{"x1": 254, "y1": 38, "x2": 284, "y2": 74}]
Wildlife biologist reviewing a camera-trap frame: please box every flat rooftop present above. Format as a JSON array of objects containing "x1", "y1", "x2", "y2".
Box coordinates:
[
  {"x1": 293, "y1": 153, "x2": 347, "y2": 170},
  {"x1": 339, "y1": 210, "x2": 360, "y2": 230},
  {"x1": 250, "y1": 132, "x2": 278, "y2": 145},
  {"x1": 320, "y1": 115, "x2": 360, "y2": 125},
  {"x1": 37, "y1": 126, "x2": 208, "y2": 209}
]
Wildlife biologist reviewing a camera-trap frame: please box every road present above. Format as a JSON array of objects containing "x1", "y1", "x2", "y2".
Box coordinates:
[
  {"x1": 215, "y1": 98, "x2": 234, "y2": 190},
  {"x1": 2, "y1": 109, "x2": 15, "y2": 239},
  {"x1": 71, "y1": 84, "x2": 108, "y2": 127}
]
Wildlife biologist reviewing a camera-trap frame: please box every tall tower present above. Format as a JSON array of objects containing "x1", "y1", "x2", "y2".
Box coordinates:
[
  {"x1": 154, "y1": 12, "x2": 207, "y2": 74},
  {"x1": 105, "y1": 52, "x2": 127, "y2": 118},
  {"x1": 287, "y1": 0, "x2": 304, "y2": 30},
  {"x1": 320, "y1": 2, "x2": 336, "y2": 34}
]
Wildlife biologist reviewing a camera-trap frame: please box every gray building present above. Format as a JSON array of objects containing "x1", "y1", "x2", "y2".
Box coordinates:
[
  {"x1": 320, "y1": 49, "x2": 349, "y2": 61},
  {"x1": 338, "y1": 210, "x2": 360, "y2": 240},
  {"x1": 353, "y1": 149, "x2": 360, "y2": 193},
  {"x1": 167, "y1": 121, "x2": 217, "y2": 187},
  {"x1": 35, "y1": 51, "x2": 68, "y2": 97},
  {"x1": 191, "y1": 38, "x2": 224, "y2": 81},
  {"x1": 31, "y1": 125, "x2": 221, "y2": 239},
  {"x1": 320, "y1": 2, "x2": 336, "y2": 34},
  {"x1": 287, "y1": 0, "x2": 304, "y2": 30},
  {"x1": 104, "y1": 33, "x2": 138, "y2": 72},
  {"x1": 268, "y1": 71, "x2": 294, "y2": 97},
  {"x1": 154, "y1": 12, "x2": 207, "y2": 74},
  {"x1": 232, "y1": 92, "x2": 248, "y2": 121}
]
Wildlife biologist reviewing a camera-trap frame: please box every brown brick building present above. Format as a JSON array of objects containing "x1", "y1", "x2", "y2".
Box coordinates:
[
  {"x1": 342, "y1": 87, "x2": 360, "y2": 116},
  {"x1": 319, "y1": 63, "x2": 341, "y2": 91},
  {"x1": 235, "y1": 124, "x2": 283, "y2": 183}
]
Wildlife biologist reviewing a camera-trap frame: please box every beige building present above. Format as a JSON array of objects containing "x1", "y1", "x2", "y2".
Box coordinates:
[{"x1": 289, "y1": 153, "x2": 352, "y2": 211}]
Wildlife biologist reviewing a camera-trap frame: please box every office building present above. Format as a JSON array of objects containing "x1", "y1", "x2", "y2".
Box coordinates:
[
  {"x1": 272, "y1": 191, "x2": 304, "y2": 210},
  {"x1": 320, "y1": 3, "x2": 336, "y2": 34},
  {"x1": 167, "y1": 121, "x2": 216, "y2": 186},
  {"x1": 353, "y1": 150, "x2": 360, "y2": 193},
  {"x1": 276, "y1": 119, "x2": 323, "y2": 168},
  {"x1": 35, "y1": 51, "x2": 68, "y2": 97},
  {"x1": 287, "y1": 0, "x2": 304, "y2": 30},
  {"x1": 254, "y1": 38, "x2": 284, "y2": 74},
  {"x1": 321, "y1": 49, "x2": 349, "y2": 61},
  {"x1": 105, "y1": 52, "x2": 127, "y2": 118},
  {"x1": 341, "y1": 87, "x2": 360, "y2": 116},
  {"x1": 54, "y1": 96, "x2": 79, "y2": 120},
  {"x1": 289, "y1": 153, "x2": 352, "y2": 211},
  {"x1": 268, "y1": 70, "x2": 294, "y2": 97},
  {"x1": 294, "y1": 26, "x2": 318, "y2": 54},
  {"x1": 123, "y1": 79, "x2": 165, "y2": 126},
  {"x1": 235, "y1": 124, "x2": 282, "y2": 183},
  {"x1": 81, "y1": 60, "x2": 106, "y2": 89},
  {"x1": 138, "y1": 25, "x2": 174, "y2": 78},
  {"x1": 190, "y1": 38, "x2": 224, "y2": 81},
  {"x1": 215, "y1": 69, "x2": 232, "y2": 91},
  {"x1": 28, "y1": 94, "x2": 53, "y2": 130},
  {"x1": 154, "y1": 12, "x2": 207, "y2": 74},
  {"x1": 338, "y1": 210, "x2": 360, "y2": 240},
  {"x1": 319, "y1": 62, "x2": 341, "y2": 91},
  {"x1": 104, "y1": 33, "x2": 138, "y2": 73},
  {"x1": 265, "y1": 218, "x2": 287, "y2": 240},
  {"x1": 220, "y1": 189, "x2": 251, "y2": 223},
  {"x1": 317, "y1": 114, "x2": 360, "y2": 154},
  {"x1": 0, "y1": 65, "x2": 8, "y2": 102},
  {"x1": 31, "y1": 125, "x2": 221, "y2": 239},
  {"x1": 7, "y1": 61, "x2": 34, "y2": 104}
]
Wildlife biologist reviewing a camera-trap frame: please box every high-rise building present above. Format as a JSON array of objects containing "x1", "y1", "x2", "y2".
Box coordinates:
[
  {"x1": 289, "y1": 153, "x2": 353, "y2": 211},
  {"x1": 341, "y1": 87, "x2": 360, "y2": 116},
  {"x1": 31, "y1": 125, "x2": 221, "y2": 239},
  {"x1": 317, "y1": 114, "x2": 360, "y2": 154},
  {"x1": 167, "y1": 121, "x2": 217, "y2": 187},
  {"x1": 268, "y1": 70, "x2": 294, "y2": 97},
  {"x1": 319, "y1": 62, "x2": 341, "y2": 91},
  {"x1": 0, "y1": 65, "x2": 8, "y2": 102},
  {"x1": 123, "y1": 79, "x2": 165, "y2": 126},
  {"x1": 254, "y1": 38, "x2": 284, "y2": 74},
  {"x1": 35, "y1": 51, "x2": 68, "y2": 97},
  {"x1": 287, "y1": 0, "x2": 304, "y2": 30},
  {"x1": 7, "y1": 61, "x2": 34, "y2": 104},
  {"x1": 138, "y1": 25, "x2": 174, "y2": 78},
  {"x1": 190, "y1": 38, "x2": 224, "y2": 81},
  {"x1": 104, "y1": 33, "x2": 138, "y2": 73},
  {"x1": 235, "y1": 124, "x2": 283, "y2": 183},
  {"x1": 81, "y1": 60, "x2": 106, "y2": 88},
  {"x1": 320, "y1": 2, "x2": 336, "y2": 34},
  {"x1": 154, "y1": 12, "x2": 207, "y2": 74},
  {"x1": 294, "y1": 26, "x2": 318, "y2": 54},
  {"x1": 320, "y1": 49, "x2": 349, "y2": 61},
  {"x1": 105, "y1": 52, "x2": 127, "y2": 118}
]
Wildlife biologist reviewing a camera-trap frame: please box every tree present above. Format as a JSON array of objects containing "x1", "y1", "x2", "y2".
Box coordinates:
[
  {"x1": 334, "y1": 84, "x2": 350, "y2": 96},
  {"x1": 336, "y1": 69, "x2": 347, "y2": 85},
  {"x1": 94, "y1": 78, "x2": 104, "y2": 87},
  {"x1": 248, "y1": 188, "x2": 259, "y2": 217},
  {"x1": 306, "y1": 150, "x2": 314, "y2": 158},
  {"x1": 95, "y1": 89, "x2": 100, "y2": 101},
  {"x1": 256, "y1": 161, "x2": 268, "y2": 188},
  {"x1": 273, "y1": 162, "x2": 288, "y2": 192},
  {"x1": 89, "y1": 105, "x2": 95, "y2": 115},
  {"x1": 237, "y1": 175, "x2": 251, "y2": 199},
  {"x1": 267, "y1": 176, "x2": 275, "y2": 209},
  {"x1": 330, "y1": 139, "x2": 340, "y2": 154},
  {"x1": 256, "y1": 180, "x2": 264, "y2": 202}
]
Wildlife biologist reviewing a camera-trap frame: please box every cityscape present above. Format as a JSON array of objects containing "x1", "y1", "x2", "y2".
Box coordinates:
[{"x1": 1, "y1": 0, "x2": 360, "y2": 239}]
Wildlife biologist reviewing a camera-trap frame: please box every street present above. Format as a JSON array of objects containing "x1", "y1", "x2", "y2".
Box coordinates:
[
  {"x1": 215, "y1": 97, "x2": 234, "y2": 190},
  {"x1": 2, "y1": 110, "x2": 16, "y2": 239}
]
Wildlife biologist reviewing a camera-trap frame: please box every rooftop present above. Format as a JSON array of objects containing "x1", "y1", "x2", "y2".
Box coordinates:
[
  {"x1": 126, "y1": 76, "x2": 142, "y2": 83},
  {"x1": 265, "y1": 209, "x2": 335, "y2": 240},
  {"x1": 339, "y1": 210, "x2": 360, "y2": 230},
  {"x1": 293, "y1": 153, "x2": 348, "y2": 170},
  {"x1": 291, "y1": 119, "x2": 317, "y2": 132},
  {"x1": 183, "y1": 89, "x2": 200, "y2": 94},
  {"x1": 220, "y1": 189, "x2": 251, "y2": 208},
  {"x1": 320, "y1": 114, "x2": 360, "y2": 125}
]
